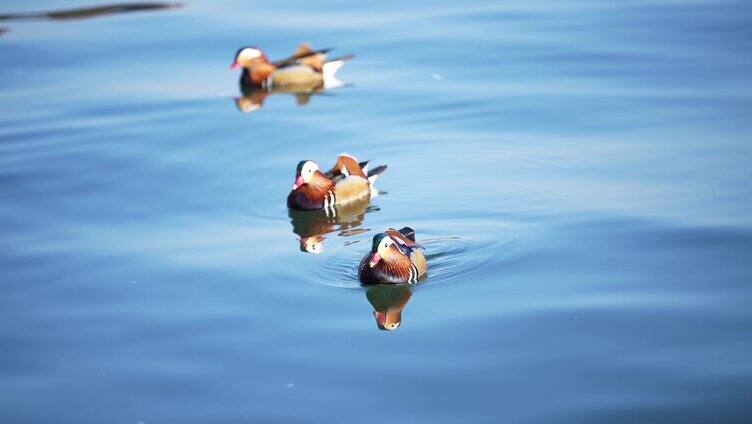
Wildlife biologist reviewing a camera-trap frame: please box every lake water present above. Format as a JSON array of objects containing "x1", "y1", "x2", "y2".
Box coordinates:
[{"x1": 1, "y1": 1, "x2": 751, "y2": 422}]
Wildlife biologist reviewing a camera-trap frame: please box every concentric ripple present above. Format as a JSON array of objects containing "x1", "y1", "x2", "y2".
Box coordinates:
[{"x1": 309, "y1": 219, "x2": 533, "y2": 289}]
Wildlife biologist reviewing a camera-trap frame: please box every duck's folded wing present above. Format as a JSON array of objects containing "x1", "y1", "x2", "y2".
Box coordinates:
[
  {"x1": 326, "y1": 160, "x2": 370, "y2": 181},
  {"x1": 325, "y1": 154, "x2": 367, "y2": 179},
  {"x1": 386, "y1": 228, "x2": 422, "y2": 249},
  {"x1": 273, "y1": 46, "x2": 331, "y2": 67}
]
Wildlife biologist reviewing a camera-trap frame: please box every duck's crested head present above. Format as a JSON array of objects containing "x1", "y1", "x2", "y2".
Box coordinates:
[
  {"x1": 369, "y1": 232, "x2": 400, "y2": 268},
  {"x1": 371, "y1": 233, "x2": 386, "y2": 253},
  {"x1": 292, "y1": 160, "x2": 320, "y2": 190},
  {"x1": 230, "y1": 46, "x2": 269, "y2": 69}
]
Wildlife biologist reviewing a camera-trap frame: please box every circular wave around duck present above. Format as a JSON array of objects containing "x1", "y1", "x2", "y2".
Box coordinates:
[{"x1": 310, "y1": 219, "x2": 533, "y2": 290}]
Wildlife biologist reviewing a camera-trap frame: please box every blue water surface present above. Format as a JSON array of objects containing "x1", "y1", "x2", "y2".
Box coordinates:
[{"x1": 1, "y1": 0, "x2": 751, "y2": 422}]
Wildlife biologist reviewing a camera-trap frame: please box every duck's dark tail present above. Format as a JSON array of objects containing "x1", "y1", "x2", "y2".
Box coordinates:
[
  {"x1": 323, "y1": 54, "x2": 354, "y2": 80},
  {"x1": 398, "y1": 227, "x2": 416, "y2": 242},
  {"x1": 326, "y1": 54, "x2": 355, "y2": 63},
  {"x1": 367, "y1": 165, "x2": 387, "y2": 184}
]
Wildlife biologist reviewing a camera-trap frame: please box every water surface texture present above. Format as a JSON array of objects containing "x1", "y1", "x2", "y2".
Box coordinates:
[{"x1": 1, "y1": 1, "x2": 752, "y2": 422}]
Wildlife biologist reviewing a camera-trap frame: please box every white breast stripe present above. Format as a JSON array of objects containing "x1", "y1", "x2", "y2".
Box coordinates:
[{"x1": 327, "y1": 191, "x2": 337, "y2": 217}]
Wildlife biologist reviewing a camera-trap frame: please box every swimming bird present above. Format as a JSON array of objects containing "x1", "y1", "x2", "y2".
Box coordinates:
[
  {"x1": 230, "y1": 43, "x2": 353, "y2": 90},
  {"x1": 287, "y1": 153, "x2": 386, "y2": 212},
  {"x1": 359, "y1": 227, "x2": 427, "y2": 285}
]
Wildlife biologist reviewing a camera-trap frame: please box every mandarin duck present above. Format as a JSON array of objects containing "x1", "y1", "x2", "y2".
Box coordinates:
[
  {"x1": 359, "y1": 227, "x2": 427, "y2": 285},
  {"x1": 231, "y1": 43, "x2": 353, "y2": 91},
  {"x1": 287, "y1": 153, "x2": 386, "y2": 212},
  {"x1": 365, "y1": 285, "x2": 413, "y2": 331}
]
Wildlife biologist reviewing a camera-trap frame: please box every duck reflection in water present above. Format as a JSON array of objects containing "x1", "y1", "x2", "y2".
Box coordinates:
[
  {"x1": 288, "y1": 197, "x2": 375, "y2": 254},
  {"x1": 231, "y1": 43, "x2": 353, "y2": 114},
  {"x1": 365, "y1": 285, "x2": 413, "y2": 331},
  {"x1": 234, "y1": 85, "x2": 327, "y2": 114}
]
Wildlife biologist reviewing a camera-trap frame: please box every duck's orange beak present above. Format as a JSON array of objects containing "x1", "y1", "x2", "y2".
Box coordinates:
[
  {"x1": 229, "y1": 60, "x2": 240, "y2": 69},
  {"x1": 369, "y1": 253, "x2": 381, "y2": 268},
  {"x1": 292, "y1": 176, "x2": 304, "y2": 190}
]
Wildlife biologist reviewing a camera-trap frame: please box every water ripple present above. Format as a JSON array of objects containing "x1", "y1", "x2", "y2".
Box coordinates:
[{"x1": 310, "y1": 220, "x2": 532, "y2": 289}]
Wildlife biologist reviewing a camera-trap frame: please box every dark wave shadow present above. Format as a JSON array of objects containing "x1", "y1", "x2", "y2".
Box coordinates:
[{"x1": 0, "y1": 2, "x2": 182, "y2": 21}]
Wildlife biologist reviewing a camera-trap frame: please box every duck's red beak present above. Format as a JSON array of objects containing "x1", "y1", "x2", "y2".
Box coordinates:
[
  {"x1": 292, "y1": 176, "x2": 304, "y2": 190},
  {"x1": 229, "y1": 61, "x2": 240, "y2": 69},
  {"x1": 369, "y1": 253, "x2": 381, "y2": 268}
]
